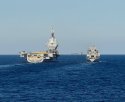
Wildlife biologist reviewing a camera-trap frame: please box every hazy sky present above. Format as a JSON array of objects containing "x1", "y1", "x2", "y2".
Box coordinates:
[{"x1": 0, "y1": 0, "x2": 125, "y2": 54}]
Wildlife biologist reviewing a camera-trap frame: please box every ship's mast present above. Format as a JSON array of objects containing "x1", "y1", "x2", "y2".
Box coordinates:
[{"x1": 51, "y1": 26, "x2": 55, "y2": 38}]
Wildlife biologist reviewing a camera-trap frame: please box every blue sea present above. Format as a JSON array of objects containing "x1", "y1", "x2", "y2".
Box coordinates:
[{"x1": 0, "y1": 55, "x2": 125, "y2": 102}]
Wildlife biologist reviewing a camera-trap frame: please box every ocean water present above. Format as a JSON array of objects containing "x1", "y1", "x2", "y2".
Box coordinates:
[{"x1": 0, "y1": 55, "x2": 125, "y2": 102}]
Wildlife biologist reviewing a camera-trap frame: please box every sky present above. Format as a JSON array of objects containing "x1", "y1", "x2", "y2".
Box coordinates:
[{"x1": 0, "y1": 0, "x2": 125, "y2": 54}]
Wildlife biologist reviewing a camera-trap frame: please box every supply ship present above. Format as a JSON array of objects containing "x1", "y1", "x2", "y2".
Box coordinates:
[{"x1": 86, "y1": 46, "x2": 100, "y2": 62}]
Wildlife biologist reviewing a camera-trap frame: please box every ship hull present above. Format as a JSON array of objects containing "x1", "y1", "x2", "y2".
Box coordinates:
[
  {"x1": 25, "y1": 52, "x2": 59, "y2": 63},
  {"x1": 87, "y1": 58, "x2": 99, "y2": 62},
  {"x1": 87, "y1": 54, "x2": 100, "y2": 62},
  {"x1": 27, "y1": 55, "x2": 45, "y2": 63}
]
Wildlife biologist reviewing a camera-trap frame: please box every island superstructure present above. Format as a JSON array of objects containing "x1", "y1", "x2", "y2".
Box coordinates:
[
  {"x1": 86, "y1": 46, "x2": 100, "y2": 62},
  {"x1": 47, "y1": 29, "x2": 58, "y2": 58},
  {"x1": 19, "y1": 29, "x2": 59, "y2": 63}
]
